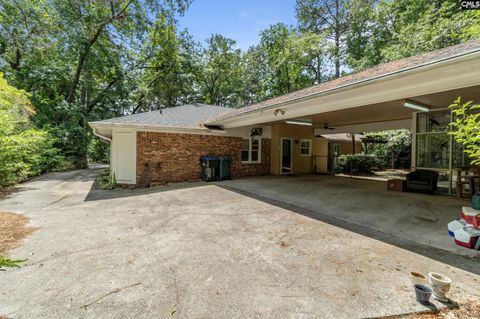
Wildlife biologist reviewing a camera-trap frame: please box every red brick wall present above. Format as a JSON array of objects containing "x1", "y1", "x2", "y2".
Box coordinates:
[{"x1": 136, "y1": 131, "x2": 270, "y2": 185}]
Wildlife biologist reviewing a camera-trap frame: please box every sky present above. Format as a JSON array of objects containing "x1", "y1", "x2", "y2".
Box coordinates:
[{"x1": 177, "y1": 0, "x2": 297, "y2": 50}]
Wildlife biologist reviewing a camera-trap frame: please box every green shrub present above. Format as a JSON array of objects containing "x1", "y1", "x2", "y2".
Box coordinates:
[
  {"x1": 0, "y1": 74, "x2": 64, "y2": 188},
  {"x1": 449, "y1": 97, "x2": 480, "y2": 165},
  {"x1": 95, "y1": 169, "x2": 116, "y2": 190},
  {"x1": 337, "y1": 154, "x2": 386, "y2": 174},
  {"x1": 88, "y1": 138, "x2": 110, "y2": 164}
]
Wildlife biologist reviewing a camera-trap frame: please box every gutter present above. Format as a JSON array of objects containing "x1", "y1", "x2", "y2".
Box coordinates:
[
  {"x1": 88, "y1": 122, "x2": 227, "y2": 135},
  {"x1": 207, "y1": 45, "x2": 480, "y2": 125},
  {"x1": 92, "y1": 126, "x2": 112, "y2": 143}
]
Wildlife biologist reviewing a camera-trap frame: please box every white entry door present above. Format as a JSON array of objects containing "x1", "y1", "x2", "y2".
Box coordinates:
[{"x1": 114, "y1": 131, "x2": 136, "y2": 184}]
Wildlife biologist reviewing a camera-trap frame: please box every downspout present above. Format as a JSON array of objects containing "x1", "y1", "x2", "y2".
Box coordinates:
[
  {"x1": 92, "y1": 127, "x2": 112, "y2": 143},
  {"x1": 91, "y1": 126, "x2": 114, "y2": 176}
]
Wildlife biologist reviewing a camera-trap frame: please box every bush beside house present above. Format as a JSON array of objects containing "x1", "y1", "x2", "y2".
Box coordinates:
[{"x1": 0, "y1": 74, "x2": 64, "y2": 188}]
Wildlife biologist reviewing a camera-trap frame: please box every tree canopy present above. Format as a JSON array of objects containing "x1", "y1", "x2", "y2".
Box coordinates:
[{"x1": 0, "y1": 0, "x2": 478, "y2": 179}]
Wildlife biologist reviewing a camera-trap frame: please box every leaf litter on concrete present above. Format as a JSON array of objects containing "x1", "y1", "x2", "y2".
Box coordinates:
[{"x1": 0, "y1": 211, "x2": 36, "y2": 254}]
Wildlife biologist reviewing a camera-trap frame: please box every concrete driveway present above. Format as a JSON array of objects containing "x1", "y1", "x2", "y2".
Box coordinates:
[{"x1": 1, "y1": 169, "x2": 479, "y2": 319}]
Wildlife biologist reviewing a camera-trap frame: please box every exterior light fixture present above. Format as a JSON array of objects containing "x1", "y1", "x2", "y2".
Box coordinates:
[
  {"x1": 403, "y1": 100, "x2": 430, "y2": 112},
  {"x1": 285, "y1": 120, "x2": 313, "y2": 126}
]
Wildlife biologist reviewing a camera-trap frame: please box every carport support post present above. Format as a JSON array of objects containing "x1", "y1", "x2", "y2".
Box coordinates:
[
  {"x1": 351, "y1": 134, "x2": 356, "y2": 154},
  {"x1": 351, "y1": 133, "x2": 355, "y2": 176}
]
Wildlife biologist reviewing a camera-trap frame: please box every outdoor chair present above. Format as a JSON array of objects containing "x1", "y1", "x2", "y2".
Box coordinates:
[{"x1": 406, "y1": 170, "x2": 439, "y2": 195}]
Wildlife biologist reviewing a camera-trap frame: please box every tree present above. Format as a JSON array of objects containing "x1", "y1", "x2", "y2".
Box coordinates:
[
  {"x1": 139, "y1": 14, "x2": 196, "y2": 111},
  {"x1": 0, "y1": 0, "x2": 191, "y2": 167},
  {"x1": 296, "y1": 0, "x2": 351, "y2": 78},
  {"x1": 346, "y1": 0, "x2": 479, "y2": 70},
  {"x1": 257, "y1": 23, "x2": 328, "y2": 98},
  {"x1": 195, "y1": 34, "x2": 243, "y2": 106},
  {"x1": 0, "y1": 73, "x2": 63, "y2": 187},
  {"x1": 449, "y1": 98, "x2": 480, "y2": 166}
]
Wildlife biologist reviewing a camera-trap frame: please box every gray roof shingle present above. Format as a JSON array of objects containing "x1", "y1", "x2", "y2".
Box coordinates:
[{"x1": 90, "y1": 104, "x2": 234, "y2": 129}]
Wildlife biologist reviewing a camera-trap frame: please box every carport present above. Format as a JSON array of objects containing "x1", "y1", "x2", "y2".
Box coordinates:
[
  {"x1": 221, "y1": 174, "x2": 479, "y2": 260},
  {"x1": 208, "y1": 41, "x2": 480, "y2": 194}
]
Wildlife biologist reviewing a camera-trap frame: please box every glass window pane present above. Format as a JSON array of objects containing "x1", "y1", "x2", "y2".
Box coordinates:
[
  {"x1": 416, "y1": 133, "x2": 449, "y2": 169},
  {"x1": 417, "y1": 113, "x2": 428, "y2": 133},
  {"x1": 251, "y1": 139, "x2": 259, "y2": 150},
  {"x1": 241, "y1": 139, "x2": 249, "y2": 150},
  {"x1": 453, "y1": 141, "x2": 471, "y2": 169},
  {"x1": 241, "y1": 150, "x2": 249, "y2": 162},
  {"x1": 300, "y1": 147, "x2": 309, "y2": 155},
  {"x1": 300, "y1": 141, "x2": 309, "y2": 148},
  {"x1": 428, "y1": 112, "x2": 451, "y2": 132},
  {"x1": 416, "y1": 111, "x2": 450, "y2": 133},
  {"x1": 251, "y1": 151, "x2": 258, "y2": 162}
]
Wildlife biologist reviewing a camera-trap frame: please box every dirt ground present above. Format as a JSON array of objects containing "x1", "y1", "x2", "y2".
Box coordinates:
[
  {"x1": 0, "y1": 211, "x2": 35, "y2": 255},
  {"x1": 386, "y1": 301, "x2": 480, "y2": 319}
]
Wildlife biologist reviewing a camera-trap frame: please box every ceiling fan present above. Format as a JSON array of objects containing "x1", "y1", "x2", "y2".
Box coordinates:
[{"x1": 323, "y1": 123, "x2": 336, "y2": 130}]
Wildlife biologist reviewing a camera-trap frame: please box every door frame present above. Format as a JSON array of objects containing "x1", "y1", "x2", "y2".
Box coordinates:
[{"x1": 280, "y1": 137, "x2": 293, "y2": 175}]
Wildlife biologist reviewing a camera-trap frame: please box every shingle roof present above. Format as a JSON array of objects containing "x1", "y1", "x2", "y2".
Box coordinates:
[
  {"x1": 209, "y1": 40, "x2": 480, "y2": 123},
  {"x1": 90, "y1": 104, "x2": 234, "y2": 129}
]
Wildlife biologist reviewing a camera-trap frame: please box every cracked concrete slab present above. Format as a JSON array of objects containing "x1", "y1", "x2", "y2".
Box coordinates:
[{"x1": 0, "y1": 169, "x2": 479, "y2": 319}]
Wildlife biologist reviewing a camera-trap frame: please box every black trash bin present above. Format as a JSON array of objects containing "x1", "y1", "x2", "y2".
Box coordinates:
[
  {"x1": 200, "y1": 156, "x2": 220, "y2": 181},
  {"x1": 219, "y1": 157, "x2": 232, "y2": 180}
]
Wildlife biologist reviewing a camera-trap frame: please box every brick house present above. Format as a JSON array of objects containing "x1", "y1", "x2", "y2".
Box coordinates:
[{"x1": 89, "y1": 41, "x2": 480, "y2": 191}]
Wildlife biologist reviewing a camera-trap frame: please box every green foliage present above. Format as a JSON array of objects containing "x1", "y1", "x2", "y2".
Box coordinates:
[
  {"x1": 337, "y1": 154, "x2": 386, "y2": 174},
  {"x1": 195, "y1": 34, "x2": 243, "y2": 106},
  {"x1": 0, "y1": 74, "x2": 63, "y2": 188},
  {"x1": 449, "y1": 97, "x2": 480, "y2": 165},
  {"x1": 0, "y1": 256, "x2": 27, "y2": 269},
  {"x1": 296, "y1": 0, "x2": 353, "y2": 78},
  {"x1": 0, "y1": 0, "x2": 476, "y2": 170},
  {"x1": 88, "y1": 138, "x2": 110, "y2": 164},
  {"x1": 0, "y1": 0, "x2": 191, "y2": 165},
  {"x1": 346, "y1": 0, "x2": 478, "y2": 70},
  {"x1": 364, "y1": 130, "x2": 412, "y2": 168},
  {"x1": 95, "y1": 169, "x2": 116, "y2": 190}
]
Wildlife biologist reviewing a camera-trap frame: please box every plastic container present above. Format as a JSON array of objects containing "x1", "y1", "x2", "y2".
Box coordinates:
[
  {"x1": 447, "y1": 219, "x2": 469, "y2": 237},
  {"x1": 461, "y1": 206, "x2": 480, "y2": 224},
  {"x1": 218, "y1": 157, "x2": 233, "y2": 180},
  {"x1": 414, "y1": 284, "x2": 432, "y2": 304},
  {"x1": 200, "y1": 156, "x2": 220, "y2": 182},
  {"x1": 473, "y1": 193, "x2": 480, "y2": 210},
  {"x1": 428, "y1": 273, "x2": 451, "y2": 302},
  {"x1": 453, "y1": 227, "x2": 480, "y2": 249}
]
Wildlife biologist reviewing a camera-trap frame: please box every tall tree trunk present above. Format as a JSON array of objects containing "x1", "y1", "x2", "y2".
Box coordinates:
[
  {"x1": 334, "y1": 0, "x2": 341, "y2": 78},
  {"x1": 334, "y1": 36, "x2": 340, "y2": 78}
]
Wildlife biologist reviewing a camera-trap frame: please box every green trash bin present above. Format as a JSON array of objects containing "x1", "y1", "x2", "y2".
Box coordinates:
[{"x1": 219, "y1": 157, "x2": 232, "y2": 180}]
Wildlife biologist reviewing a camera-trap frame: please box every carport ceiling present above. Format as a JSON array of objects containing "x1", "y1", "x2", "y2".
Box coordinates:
[{"x1": 266, "y1": 84, "x2": 480, "y2": 128}]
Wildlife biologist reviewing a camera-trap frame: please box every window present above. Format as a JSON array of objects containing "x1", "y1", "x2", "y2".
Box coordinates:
[
  {"x1": 300, "y1": 139, "x2": 311, "y2": 156},
  {"x1": 241, "y1": 138, "x2": 261, "y2": 163}
]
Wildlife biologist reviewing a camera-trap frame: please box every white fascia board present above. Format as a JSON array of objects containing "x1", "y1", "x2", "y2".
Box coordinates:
[
  {"x1": 88, "y1": 122, "x2": 229, "y2": 137},
  {"x1": 210, "y1": 50, "x2": 480, "y2": 128}
]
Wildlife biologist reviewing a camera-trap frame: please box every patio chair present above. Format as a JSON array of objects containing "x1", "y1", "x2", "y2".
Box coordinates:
[{"x1": 406, "y1": 170, "x2": 439, "y2": 195}]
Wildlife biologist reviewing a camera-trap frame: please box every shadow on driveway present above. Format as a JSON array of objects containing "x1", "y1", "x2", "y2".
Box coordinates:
[{"x1": 217, "y1": 183, "x2": 480, "y2": 276}]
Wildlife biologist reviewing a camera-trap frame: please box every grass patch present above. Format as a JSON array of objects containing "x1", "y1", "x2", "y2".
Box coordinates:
[{"x1": 0, "y1": 256, "x2": 26, "y2": 270}]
